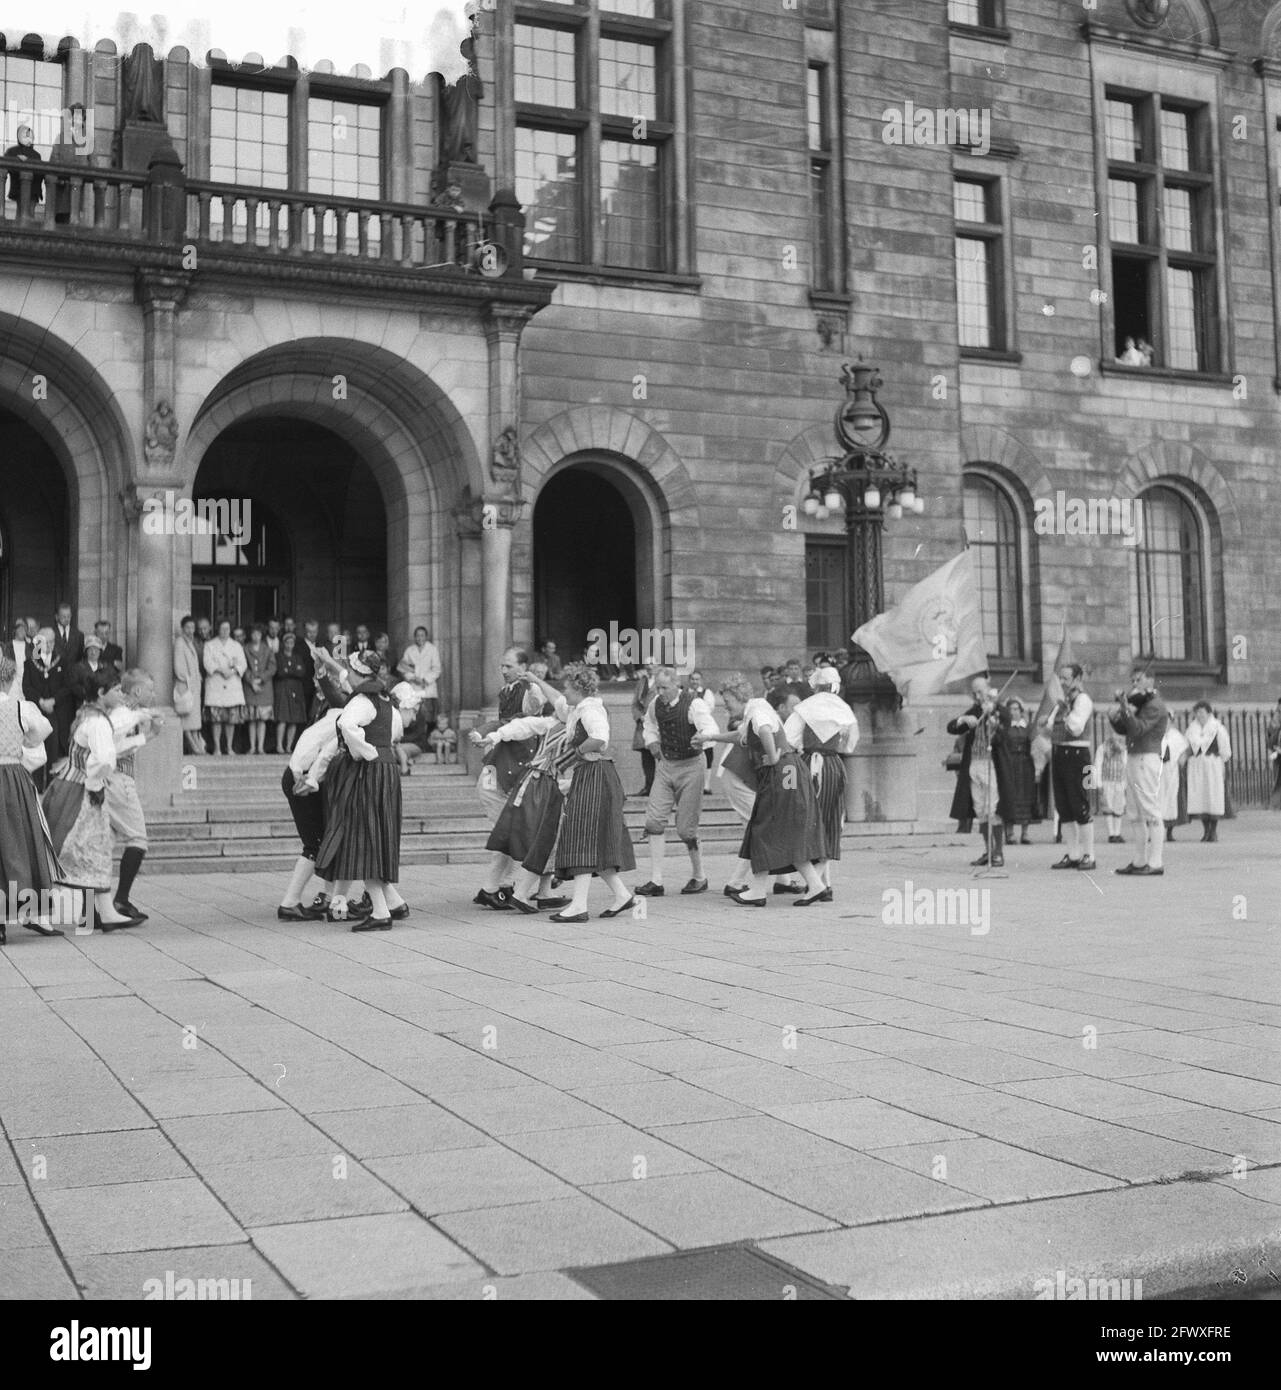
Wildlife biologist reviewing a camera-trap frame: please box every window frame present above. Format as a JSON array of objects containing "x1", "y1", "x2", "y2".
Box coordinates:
[
  {"x1": 1091, "y1": 51, "x2": 1229, "y2": 382},
  {"x1": 947, "y1": 0, "x2": 1009, "y2": 41},
  {"x1": 805, "y1": 21, "x2": 845, "y2": 298},
  {"x1": 804, "y1": 534, "x2": 850, "y2": 655},
  {"x1": 0, "y1": 48, "x2": 70, "y2": 161},
  {"x1": 962, "y1": 467, "x2": 1032, "y2": 667},
  {"x1": 500, "y1": 0, "x2": 690, "y2": 281},
  {"x1": 953, "y1": 166, "x2": 1014, "y2": 359},
  {"x1": 1129, "y1": 482, "x2": 1213, "y2": 672}
]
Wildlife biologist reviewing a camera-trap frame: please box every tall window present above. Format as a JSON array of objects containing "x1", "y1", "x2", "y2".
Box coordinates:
[
  {"x1": 1131, "y1": 485, "x2": 1206, "y2": 663},
  {"x1": 954, "y1": 177, "x2": 1004, "y2": 350},
  {"x1": 805, "y1": 538, "x2": 848, "y2": 652},
  {"x1": 0, "y1": 54, "x2": 64, "y2": 158},
  {"x1": 1105, "y1": 92, "x2": 1217, "y2": 372},
  {"x1": 209, "y1": 84, "x2": 290, "y2": 189},
  {"x1": 963, "y1": 473, "x2": 1025, "y2": 661},
  {"x1": 807, "y1": 61, "x2": 841, "y2": 292},
  {"x1": 513, "y1": 1, "x2": 675, "y2": 271},
  {"x1": 948, "y1": 0, "x2": 1001, "y2": 26}
]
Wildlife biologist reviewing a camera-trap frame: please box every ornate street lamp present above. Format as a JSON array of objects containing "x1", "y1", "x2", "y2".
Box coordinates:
[{"x1": 805, "y1": 359, "x2": 924, "y2": 707}]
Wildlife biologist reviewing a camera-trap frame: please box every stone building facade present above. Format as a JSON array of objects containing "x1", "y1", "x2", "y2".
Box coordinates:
[{"x1": 2, "y1": 0, "x2": 1280, "y2": 817}]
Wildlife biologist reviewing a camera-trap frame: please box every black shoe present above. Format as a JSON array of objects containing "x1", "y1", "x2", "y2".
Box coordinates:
[
  {"x1": 735, "y1": 895, "x2": 767, "y2": 908},
  {"x1": 310, "y1": 893, "x2": 330, "y2": 912},
  {"x1": 1133, "y1": 865, "x2": 1164, "y2": 876},
  {"x1": 1108, "y1": 836, "x2": 1124, "y2": 844},
  {"x1": 475, "y1": 889, "x2": 514, "y2": 911},
  {"x1": 599, "y1": 897, "x2": 637, "y2": 919},
  {"x1": 793, "y1": 892, "x2": 827, "y2": 906},
  {"x1": 277, "y1": 904, "x2": 324, "y2": 921},
  {"x1": 970, "y1": 853, "x2": 989, "y2": 867},
  {"x1": 772, "y1": 883, "x2": 803, "y2": 895},
  {"x1": 98, "y1": 917, "x2": 138, "y2": 932},
  {"x1": 1019, "y1": 834, "x2": 1032, "y2": 845},
  {"x1": 634, "y1": 882, "x2": 665, "y2": 897},
  {"x1": 989, "y1": 855, "x2": 1004, "y2": 868},
  {"x1": 22, "y1": 920, "x2": 64, "y2": 937},
  {"x1": 389, "y1": 903, "x2": 410, "y2": 921},
  {"x1": 356, "y1": 893, "x2": 373, "y2": 912},
  {"x1": 1051, "y1": 855, "x2": 1080, "y2": 870},
  {"x1": 550, "y1": 909, "x2": 589, "y2": 923},
  {"x1": 507, "y1": 896, "x2": 539, "y2": 915},
  {"x1": 114, "y1": 901, "x2": 148, "y2": 924},
  {"x1": 724, "y1": 884, "x2": 747, "y2": 898},
  {"x1": 1114, "y1": 863, "x2": 1142, "y2": 876},
  {"x1": 817, "y1": 888, "x2": 833, "y2": 902},
  {"x1": 536, "y1": 897, "x2": 570, "y2": 910},
  {"x1": 352, "y1": 916, "x2": 393, "y2": 931},
  {"x1": 680, "y1": 879, "x2": 708, "y2": 895},
  {"x1": 1076, "y1": 857, "x2": 1096, "y2": 871},
  {"x1": 326, "y1": 899, "x2": 373, "y2": 923}
]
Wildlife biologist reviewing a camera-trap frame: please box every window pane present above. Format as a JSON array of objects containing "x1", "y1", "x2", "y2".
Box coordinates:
[
  {"x1": 953, "y1": 178, "x2": 989, "y2": 224},
  {"x1": 963, "y1": 476, "x2": 1021, "y2": 659},
  {"x1": 1160, "y1": 107, "x2": 1191, "y2": 171},
  {"x1": 811, "y1": 161, "x2": 832, "y2": 291},
  {"x1": 955, "y1": 235, "x2": 994, "y2": 348},
  {"x1": 604, "y1": 0, "x2": 660, "y2": 16},
  {"x1": 600, "y1": 38, "x2": 658, "y2": 121},
  {"x1": 806, "y1": 541, "x2": 848, "y2": 653},
  {"x1": 308, "y1": 98, "x2": 381, "y2": 199},
  {"x1": 807, "y1": 66, "x2": 825, "y2": 152},
  {"x1": 1132, "y1": 488, "x2": 1203, "y2": 661},
  {"x1": 0, "y1": 55, "x2": 65, "y2": 157},
  {"x1": 515, "y1": 24, "x2": 577, "y2": 108},
  {"x1": 948, "y1": 0, "x2": 981, "y2": 23},
  {"x1": 210, "y1": 84, "x2": 290, "y2": 189},
  {"x1": 1166, "y1": 266, "x2": 1199, "y2": 371},
  {"x1": 1107, "y1": 177, "x2": 1141, "y2": 242},
  {"x1": 1105, "y1": 97, "x2": 1142, "y2": 162},
  {"x1": 601, "y1": 139, "x2": 661, "y2": 269},
  {"x1": 516, "y1": 125, "x2": 581, "y2": 261},
  {"x1": 1163, "y1": 185, "x2": 1193, "y2": 252}
]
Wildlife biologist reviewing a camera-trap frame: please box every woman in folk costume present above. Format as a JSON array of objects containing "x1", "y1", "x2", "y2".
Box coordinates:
[
  {"x1": 782, "y1": 666, "x2": 858, "y2": 895},
  {"x1": 313, "y1": 653, "x2": 414, "y2": 930},
  {"x1": 1091, "y1": 727, "x2": 1129, "y2": 844},
  {"x1": 472, "y1": 673, "x2": 576, "y2": 913},
  {"x1": 1159, "y1": 720, "x2": 1190, "y2": 842},
  {"x1": 173, "y1": 615, "x2": 205, "y2": 756},
  {"x1": 993, "y1": 697, "x2": 1039, "y2": 846},
  {"x1": 41, "y1": 670, "x2": 136, "y2": 931},
  {"x1": 474, "y1": 648, "x2": 543, "y2": 827},
  {"x1": 545, "y1": 663, "x2": 635, "y2": 922},
  {"x1": 702, "y1": 688, "x2": 828, "y2": 907},
  {"x1": 1185, "y1": 701, "x2": 1231, "y2": 842},
  {"x1": 0, "y1": 653, "x2": 64, "y2": 944},
  {"x1": 202, "y1": 618, "x2": 247, "y2": 756}
]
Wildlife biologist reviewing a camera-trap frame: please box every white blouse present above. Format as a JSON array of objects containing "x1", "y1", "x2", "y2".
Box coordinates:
[
  {"x1": 1187, "y1": 719, "x2": 1230, "y2": 759},
  {"x1": 72, "y1": 708, "x2": 118, "y2": 791},
  {"x1": 567, "y1": 695, "x2": 610, "y2": 747},
  {"x1": 489, "y1": 693, "x2": 570, "y2": 745},
  {"x1": 338, "y1": 694, "x2": 404, "y2": 761},
  {"x1": 740, "y1": 697, "x2": 783, "y2": 741}
]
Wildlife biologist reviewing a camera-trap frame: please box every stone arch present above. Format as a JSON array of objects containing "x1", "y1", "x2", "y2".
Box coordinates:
[
  {"x1": 959, "y1": 424, "x2": 1056, "y2": 506},
  {"x1": 1115, "y1": 440, "x2": 1241, "y2": 542},
  {"x1": 1103, "y1": 0, "x2": 1218, "y2": 46},
  {"x1": 520, "y1": 407, "x2": 700, "y2": 635},
  {"x1": 0, "y1": 311, "x2": 133, "y2": 627},
  {"x1": 184, "y1": 338, "x2": 480, "y2": 699}
]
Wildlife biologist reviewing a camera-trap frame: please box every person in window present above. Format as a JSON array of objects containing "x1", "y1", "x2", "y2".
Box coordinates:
[
  {"x1": 1117, "y1": 336, "x2": 1145, "y2": 366},
  {"x1": 1185, "y1": 700, "x2": 1230, "y2": 843},
  {"x1": 4, "y1": 125, "x2": 44, "y2": 208},
  {"x1": 1136, "y1": 338, "x2": 1154, "y2": 367}
]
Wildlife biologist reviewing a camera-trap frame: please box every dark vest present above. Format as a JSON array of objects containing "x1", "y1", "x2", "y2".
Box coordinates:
[
  {"x1": 655, "y1": 690, "x2": 698, "y2": 761},
  {"x1": 498, "y1": 679, "x2": 531, "y2": 721}
]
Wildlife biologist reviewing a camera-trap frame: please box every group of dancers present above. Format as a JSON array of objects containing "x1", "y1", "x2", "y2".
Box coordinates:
[{"x1": 0, "y1": 654, "x2": 158, "y2": 944}]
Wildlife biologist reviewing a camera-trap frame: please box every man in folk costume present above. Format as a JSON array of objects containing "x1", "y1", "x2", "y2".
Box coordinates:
[
  {"x1": 277, "y1": 701, "x2": 346, "y2": 920},
  {"x1": 1109, "y1": 666, "x2": 1170, "y2": 876},
  {"x1": 782, "y1": 666, "x2": 858, "y2": 895},
  {"x1": 1158, "y1": 719, "x2": 1189, "y2": 843},
  {"x1": 103, "y1": 670, "x2": 164, "y2": 924},
  {"x1": 635, "y1": 666, "x2": 719, "y2": 897},
  {"x1": 947, "y1": 674, "x2": 1007, "y2": 868},
  {"x1": 1185, "y1": 701, "x2": 1231, "y2": 842},
  {"x1": 1042, "y1": 663, "x2": 1096, "y2": 872}
]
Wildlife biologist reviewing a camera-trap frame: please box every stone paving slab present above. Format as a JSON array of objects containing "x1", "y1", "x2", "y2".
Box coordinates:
[
  {"x1": 72, "y1": 1244, "x2": 296, "y2": 1300},
  {"x1": 3, "y1": 819, "x2": 1279, "y2": 1298}
]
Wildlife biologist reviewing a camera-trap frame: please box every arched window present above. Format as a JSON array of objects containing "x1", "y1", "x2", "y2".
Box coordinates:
[
  {"x1": 1131, "y1": 484, "x2": 1206, "y2": 662},
  {"x1": 963, "y1": 470, "x2": 1027, "y2": 662}
]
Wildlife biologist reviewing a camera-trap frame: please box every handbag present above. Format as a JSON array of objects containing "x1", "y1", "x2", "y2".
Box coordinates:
[
  {"x1": 173, "y1": 681, "x2": 195, "y2": 717},
  {"x1": 944, "y1": 734, "x2": 965, "y2": 772}
]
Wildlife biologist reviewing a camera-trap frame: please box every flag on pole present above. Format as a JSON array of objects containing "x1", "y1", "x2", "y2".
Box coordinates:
[
  {"x1": 851, "y1": 550, "x2": 988, "y2": 703},
  {"x1": 1034, "y1": 617, "x2": 1074, "y2": 729}
]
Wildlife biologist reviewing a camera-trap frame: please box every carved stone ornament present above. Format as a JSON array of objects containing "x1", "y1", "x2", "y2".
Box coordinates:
[
  {"x1": 1126, "y1": 0, "x2": 1171, "y2": 27},
  {"x1": 143, "y1": 400, "x2": 180, "y2": 468},
  {"x1": 490, "y1": 425, "x2": 521, "y2": 494}
]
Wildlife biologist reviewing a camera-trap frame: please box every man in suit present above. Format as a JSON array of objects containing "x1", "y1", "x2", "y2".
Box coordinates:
[
  {"x1": 52, "y1": 602, "x2": 84, "y2": 669},
  {"x1": 93, "y1": 619, "x2": 124, "y2": 672},
  {"x1": 22, "y1": 627, "x2": 70, "y2": 786}
]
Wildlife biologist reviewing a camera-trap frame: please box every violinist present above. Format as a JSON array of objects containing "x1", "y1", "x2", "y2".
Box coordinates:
[
  {"x1": 1042, "y1": 662, "x2": 1095, "y2": 872},
  {"x1": 1108, "y1": 666, "x2": 1170, "y2": 877},
  {"x1": 947, "y1": 674, "x2": 1005, "y2": 867}
]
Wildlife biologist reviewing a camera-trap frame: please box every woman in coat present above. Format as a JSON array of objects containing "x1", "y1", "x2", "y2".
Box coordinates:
[
  {"x1": 173, "y1": 615, "x2": 205, "y2": 755},
  {"x1": 273, "y1": 631, "x2": 310, "y2": 754},
  {"x1": 242, "y1": 625, "x2": 276, "y2": 754},
  {"x1": 202, "y1": 619, "x2": 247, "y2": 756},
  {"x1": 994, "y1": 697, "x2": 1039, "y2": 845},
  {"x1": 1185, "y1": 701, "x2": 1231, "y2": 842}
]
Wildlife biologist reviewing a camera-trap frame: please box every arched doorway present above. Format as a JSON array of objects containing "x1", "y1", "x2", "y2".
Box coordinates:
[
  {"x1": 191, "y1": 419, "x2": 388, "y2": 631},
  {"x1": 0, "y1": 407, "x2": 71, "y2": 629},
  {"x1": 534, "y1": 465, "x2": 639, "y2": 656}
]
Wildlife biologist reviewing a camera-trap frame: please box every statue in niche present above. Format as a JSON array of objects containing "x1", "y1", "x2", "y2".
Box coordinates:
[
  {"x1": 440, "y1": 37, "x2": 482, "y2": 165},
  {"x1": 490, "y1": 426, "x2": 520, "y2": 495},
  {"x1": 123, "y1": 43, "x2": 165, "y2": 124},
  {"x1": 144, "y1": 400, "x2": 179, "y2": 468}
]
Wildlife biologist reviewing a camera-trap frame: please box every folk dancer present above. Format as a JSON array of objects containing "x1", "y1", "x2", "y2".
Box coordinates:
[
  {"x1": 635, "y1": 667, "x2": 719, "y2": 898},
  {"x1": 1159, "y1": 720, "x2": 1189, "y2": 842},
  {"x1": 1109, "y1": 667, "x2": 1170, "y2": 877},
  {"x1": 1043, "y1": 663, "x2": 1096, "y2": 871},
  {"x1": 104, "y1": 669, "x2": 163, "y2": 924},
  {"x1": 782, "y1": 666, "x2": 859, "y2": 895},
  {"x1": 1091, "y1": 728, "x2": 1128, "y2": 843},
  {"x1": 277, "y1": 703, "x2": 345, "y2": 920}
]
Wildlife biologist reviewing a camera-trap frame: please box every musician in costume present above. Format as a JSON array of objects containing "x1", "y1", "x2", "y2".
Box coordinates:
[
  {"x1": 1108, "y1": 666, "x2": 1170, "y2": 876},
  {"x1": 1042, "y1": 663, "x2": 1096, "y2": 872},
  {"x1": 635, "y1": 667, "x2": 719, "y2": 898},
  {"x1": 947, "y1": 674, "x2": 1006, "y2": 868}
]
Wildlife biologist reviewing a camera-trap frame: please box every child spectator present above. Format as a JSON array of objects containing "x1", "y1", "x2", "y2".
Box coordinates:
[{"x1": 429, "y1": 713, "x2": 459, "y2": 764}]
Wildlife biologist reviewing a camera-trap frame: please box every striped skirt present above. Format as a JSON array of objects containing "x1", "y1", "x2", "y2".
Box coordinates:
[
  {"x1": 811, "y1": 751, "x2": 846, "y2": 861},
  {"x1": 487, "y1": 769, "x2": 564, "y2": 875},
  {"x1": 739, "y1": 752, "x2": 826, "y2": 875},
  {"x1": 555, "y1": 758, "x2": 635, "y2": 878},
  {"x1": 0, "y1": 763, "x2": 61, "y2": 896},
  {"x1": 314, "y1": 754, "x2": 402, "y2": 883}
]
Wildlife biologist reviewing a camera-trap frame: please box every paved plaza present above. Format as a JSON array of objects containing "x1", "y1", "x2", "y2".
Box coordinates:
[{"x1": 2, "y1": 816, "x2": 1280, "y2": 1301}]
